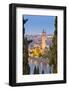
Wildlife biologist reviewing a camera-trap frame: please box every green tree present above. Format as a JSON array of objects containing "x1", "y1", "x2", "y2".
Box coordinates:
[
  {"x1": 42, "y1": 70, "x2": 44, "y2": 74},
  {"x1": 34, "y1": 66, "x2": 39, "y2": 74},
  {"x1": 23, "y1": 18, "x2": 32, "y2": 75},
  {"x1": 23, "y1": 38, "x2": 29, "y2": 74},
  {"x1": 23, "y1": 17, "x2": 28, "y2": 34},
  {"x1": 49, "y1": 16, "x2": 57, "y2": 73}
]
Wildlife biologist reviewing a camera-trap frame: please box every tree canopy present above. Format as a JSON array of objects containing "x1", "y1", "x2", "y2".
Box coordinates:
[{"x1": 49, "y1": 16, "x2": 57, "y2": 73}]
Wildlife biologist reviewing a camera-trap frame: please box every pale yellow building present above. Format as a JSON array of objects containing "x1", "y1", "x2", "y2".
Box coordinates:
[{"x1": 41, "y1": 30, "x2": 46, "y2": 50}]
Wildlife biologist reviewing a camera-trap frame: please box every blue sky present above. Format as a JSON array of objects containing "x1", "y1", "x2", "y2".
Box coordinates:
[{"x1": 23, "y1": 15, "x2": 55, "y2": 35}]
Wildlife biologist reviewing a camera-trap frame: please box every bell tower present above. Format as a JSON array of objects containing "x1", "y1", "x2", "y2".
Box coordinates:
[{"x1": 41, "y1": 30, "x2": 46, "y2": 50}]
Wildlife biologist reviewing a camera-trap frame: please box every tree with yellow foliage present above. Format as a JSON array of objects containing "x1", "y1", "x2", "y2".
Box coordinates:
[{"x1": 32, "y1": 47, "x2": 42, "y2": 57}]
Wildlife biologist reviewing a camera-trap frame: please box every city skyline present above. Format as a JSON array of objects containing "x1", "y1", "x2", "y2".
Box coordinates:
[{"x1": 23, "y1": 15, "x2": 55, "y2": 35}]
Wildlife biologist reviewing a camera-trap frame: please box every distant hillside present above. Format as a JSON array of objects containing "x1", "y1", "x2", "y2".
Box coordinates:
[{"x1": 25, "y1": 34, "x2": 53, "y2": 48}]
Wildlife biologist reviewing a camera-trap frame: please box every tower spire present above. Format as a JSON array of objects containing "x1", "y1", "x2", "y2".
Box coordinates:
[
  {"x1": 43, "y1": 29, "x2": 44, "y2": 33},
  {"x1": 43, "y1": 29, "x2": 46, "y2": 33}
]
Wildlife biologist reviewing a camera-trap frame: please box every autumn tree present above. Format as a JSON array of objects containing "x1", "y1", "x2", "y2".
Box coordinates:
[{"x1": 32, "y1": 47, "x2": 42, "y2": 57}]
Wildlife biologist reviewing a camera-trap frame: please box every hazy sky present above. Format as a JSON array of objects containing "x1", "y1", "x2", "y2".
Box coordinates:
[{"x1": 23, "y1": 15, "x2": 55, "y2": 35}]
